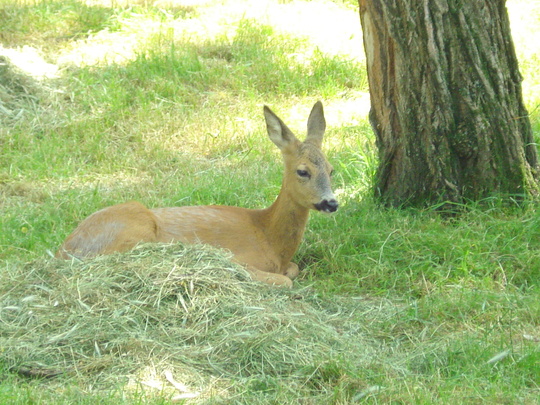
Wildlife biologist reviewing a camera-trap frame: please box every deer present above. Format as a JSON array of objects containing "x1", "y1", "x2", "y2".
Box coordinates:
[{"x1": 56, "y1": 101, "x2": 338, "y2": 287}]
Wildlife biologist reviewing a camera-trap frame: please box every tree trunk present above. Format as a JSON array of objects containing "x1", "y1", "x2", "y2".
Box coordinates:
[{"x1": 358, "y1": 0, "x2": 538, "y2": 207}]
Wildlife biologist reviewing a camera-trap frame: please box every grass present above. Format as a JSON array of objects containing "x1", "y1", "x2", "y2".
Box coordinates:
[{"x1": 1, "y1": 0, "x2": 540, "y2": 403}]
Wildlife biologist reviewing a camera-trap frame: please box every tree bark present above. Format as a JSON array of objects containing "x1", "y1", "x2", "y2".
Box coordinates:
[{"x1": 358, "y1": 0, "x2": 538, "y2": 207}]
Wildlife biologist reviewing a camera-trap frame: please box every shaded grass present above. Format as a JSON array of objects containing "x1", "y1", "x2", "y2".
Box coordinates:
[{"x1": 301, "y1": 199, "x2": 540, "y2": 296}]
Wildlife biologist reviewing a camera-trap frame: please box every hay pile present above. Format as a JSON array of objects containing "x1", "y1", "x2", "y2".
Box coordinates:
[
  {"x1": 1, "y1": 243, "x2": 383, "y2": 401},
  {"x1": 0, "y1": 55, "x2": 40, "y2": 121},
  {"x1": 0, "y1": 47, "x2": 59, "y2": 126}
]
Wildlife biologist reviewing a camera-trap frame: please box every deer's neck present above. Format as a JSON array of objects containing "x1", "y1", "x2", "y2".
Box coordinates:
[{"x1": 259, "y1": 183, "x2": 310, "y2": 267}]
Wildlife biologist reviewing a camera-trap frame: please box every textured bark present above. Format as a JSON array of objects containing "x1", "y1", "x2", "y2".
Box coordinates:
[{"x1": 358, "y1": 0, "x2": 538, "y2": 206}]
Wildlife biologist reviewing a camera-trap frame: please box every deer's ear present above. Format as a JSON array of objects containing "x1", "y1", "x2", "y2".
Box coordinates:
[
  {"x1": 305, "y1": 101, "x2": 326, "y2": 148},
  {"x1": 264, "y1": 105, "x2": 299, "y2": 151}
]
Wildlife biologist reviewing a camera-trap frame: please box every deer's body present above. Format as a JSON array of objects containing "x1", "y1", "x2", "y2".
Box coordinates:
[{"x1": 57, "y1": 102, "x2": 338, "y2": 287}]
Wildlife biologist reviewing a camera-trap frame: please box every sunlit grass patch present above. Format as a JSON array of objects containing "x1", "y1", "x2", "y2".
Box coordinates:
[{"x1": 66, "y1": 18, "x2": 367, "y2": 108}]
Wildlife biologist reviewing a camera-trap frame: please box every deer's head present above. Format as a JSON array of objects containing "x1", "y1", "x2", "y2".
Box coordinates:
[{"x1": 264, "y1": 101, "x2": 338, "y2": 213}]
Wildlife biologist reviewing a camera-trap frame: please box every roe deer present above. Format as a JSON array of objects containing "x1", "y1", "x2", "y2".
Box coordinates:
[{"x1": 57, "y1": 101, "x2": 338, "y2": 287}]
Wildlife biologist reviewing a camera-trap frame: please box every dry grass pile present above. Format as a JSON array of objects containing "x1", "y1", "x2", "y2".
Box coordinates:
[
  {"x1": 0, "y1": 48, "x2": 61, "y2": 126},
  {"x1": 0, "y1": 54, "x2": 41, "y2": 121},
  {"x1": 0, "y1": 243, "x2": 384, "y2": 401}
]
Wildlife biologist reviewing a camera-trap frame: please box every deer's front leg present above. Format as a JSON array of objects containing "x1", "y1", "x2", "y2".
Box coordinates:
[
  {"x1": 284, "y1": 262, "x2": 300, "y2": 280},
  {"x1": 246, "y1": 266, "x2": 293, "y2": 288}
]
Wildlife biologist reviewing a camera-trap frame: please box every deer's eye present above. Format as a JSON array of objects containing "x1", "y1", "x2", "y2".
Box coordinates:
[{"x1": 297, "y1": 169, "x2": 310, "y2": 178}]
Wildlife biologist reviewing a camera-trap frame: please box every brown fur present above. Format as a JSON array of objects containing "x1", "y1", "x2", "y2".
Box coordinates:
[{"x1": 57, "y1": 102, "x2": 338, "y2": 287}]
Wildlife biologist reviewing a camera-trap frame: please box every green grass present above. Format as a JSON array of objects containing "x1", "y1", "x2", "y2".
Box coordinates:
[
  {"x1": 0, "y1": 0, "x2": 118, "y2": 48},
  {"x1": 1, "y1": 0, "x2": 540, "y2": 403}
]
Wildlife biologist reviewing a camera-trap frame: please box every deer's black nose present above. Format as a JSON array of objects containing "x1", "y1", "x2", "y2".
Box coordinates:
[{"x1": 315, "y1": 199, "x2": 339, "y2": 213}]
